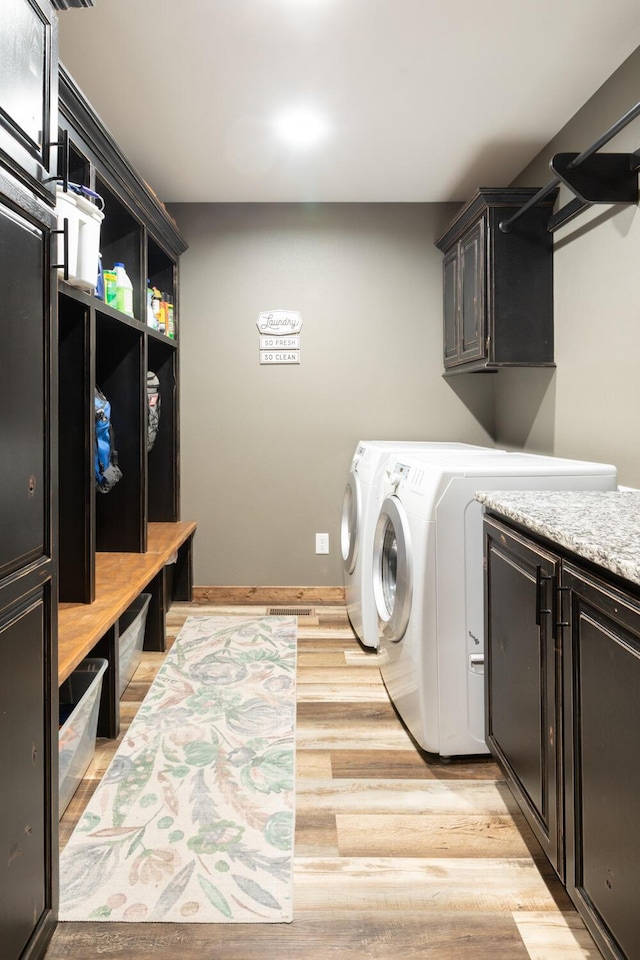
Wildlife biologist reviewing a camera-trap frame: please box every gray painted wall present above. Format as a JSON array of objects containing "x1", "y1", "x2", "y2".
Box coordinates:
[
  {"x1": 168, "y1": 202, "x2": 497, "y2": 586},
  {"x1": 497, "y1": 47, "x2": 640, "y2": 487}
]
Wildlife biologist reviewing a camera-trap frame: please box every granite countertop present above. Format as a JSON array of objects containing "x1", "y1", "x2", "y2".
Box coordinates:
[{"x1": 476, "y1": 489, "x2": 640, "y2": 587}]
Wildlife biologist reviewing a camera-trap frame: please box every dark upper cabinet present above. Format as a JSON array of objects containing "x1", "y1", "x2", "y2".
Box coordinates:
[
  {"x1": 484, "y1": 515, "x2": 563, "y2": 878},
  {"x1": 0, "y1": 194, "x2": 52, "y2": 579},
  {"x1": 562, "y1": 562, "x2": 640, "y2": 960},
  {"x1": 436, "y1": 188, "x2": 557, "y2": 373},
  {"x1": 0, "y1": 0, "x2": 58, "y2": 201}
]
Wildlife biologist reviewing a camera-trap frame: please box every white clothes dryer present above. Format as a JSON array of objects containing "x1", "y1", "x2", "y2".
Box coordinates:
[
  {"x1": 342, "y1": 441, "x2": 499, "y2": 648},
  {"x1": 373, "y1": 451, "x2": 618, "y2": 757}
]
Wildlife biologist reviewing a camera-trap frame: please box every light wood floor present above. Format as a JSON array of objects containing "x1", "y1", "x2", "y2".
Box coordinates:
[{"x1": 46, "y1": 602, "x2": 601, "y2": 959}]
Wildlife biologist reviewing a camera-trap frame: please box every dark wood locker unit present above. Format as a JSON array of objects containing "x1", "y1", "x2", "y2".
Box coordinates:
[
  {"x1": 483, "y1": 515, "x2": 563, "y2": 878},
  {"x1": 561, "y1": 562, "x2": 640, "y2": 960},
  {"x1": 0, "y1": 110, "x2": 58, "y2": 960},
  {"x1": 436, "y1": 187, "x2": 557, "y2": 374},
  {"x1": 56, "y1": 66, "x2": 187, "y2": 603},
  {"x1": 0, "y1": 0, "x2": 58, "y2": 201}
]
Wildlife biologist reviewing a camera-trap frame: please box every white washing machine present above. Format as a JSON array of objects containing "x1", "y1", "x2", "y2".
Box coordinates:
[
  {"x1": 373, "y1": 451, "x2": 618, "y2": 757},
  {"x1": 341, "y1": 441, "x2": 499, "y2": 648}
]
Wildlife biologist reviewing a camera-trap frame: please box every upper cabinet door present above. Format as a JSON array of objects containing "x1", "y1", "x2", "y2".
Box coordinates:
[
  {"x1": 458, "y1": 218, "x2": 486, "y2": 364},
  {"x1": 0, "y1": 0, "x2": 58, "y2": 200},
  {"x1": 442, "y1": 247, "x2": 458, "y2": 366},
  {"x1": 0, "y1": 196, "x2": 52, "y2": 579}
]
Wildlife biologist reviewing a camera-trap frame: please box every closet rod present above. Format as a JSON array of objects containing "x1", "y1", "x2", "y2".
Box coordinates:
[{"x1": 499, "y1": 98, "x2": 640, "y2": 234}]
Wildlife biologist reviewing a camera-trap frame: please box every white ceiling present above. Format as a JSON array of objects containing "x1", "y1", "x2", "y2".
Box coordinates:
[{"x1": 58, "y1": 0, "x2": 640, "y2": 204}]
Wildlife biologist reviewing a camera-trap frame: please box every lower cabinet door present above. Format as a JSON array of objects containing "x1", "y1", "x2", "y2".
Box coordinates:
[
  {"x1": 563, "y1": 563, "x2": 640, "y2": 960},
  {"x1": 0, "y1": 582, "x2": 55, "y2": 960},
  {"x1": 484, "y1": 516, "x2": 563, "y2": 877}
]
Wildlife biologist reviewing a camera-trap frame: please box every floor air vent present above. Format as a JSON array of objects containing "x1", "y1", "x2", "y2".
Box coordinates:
[{"x1": 267, "y1": 607, "x2": 314, "y2": 617}]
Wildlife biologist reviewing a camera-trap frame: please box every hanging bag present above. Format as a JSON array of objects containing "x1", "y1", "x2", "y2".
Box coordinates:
[
  {"x1": 146, "y1": 371, "x2": 161, "y2": 451},
  {"x1": 95, "y1": 386, "x2": 123, "y2": 493}
]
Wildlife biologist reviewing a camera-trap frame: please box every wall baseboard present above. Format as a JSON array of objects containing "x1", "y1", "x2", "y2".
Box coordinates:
[{"x1": 192, "y1": 585, "x2": 346, "y2": 605}]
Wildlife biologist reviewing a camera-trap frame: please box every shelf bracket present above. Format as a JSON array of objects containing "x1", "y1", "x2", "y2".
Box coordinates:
[{"x1": 550, "y1": 152, "x2": 638, "y2": 204}]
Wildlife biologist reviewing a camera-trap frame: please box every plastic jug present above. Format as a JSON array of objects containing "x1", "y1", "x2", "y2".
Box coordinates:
[{"x1": 114, "y1": 263, "x2": 134, "y2": 317}]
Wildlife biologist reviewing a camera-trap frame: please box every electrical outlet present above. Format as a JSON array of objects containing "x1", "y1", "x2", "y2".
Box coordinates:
[{"x1": 315, "y1": 532, "x2": 329, "y2": 555}]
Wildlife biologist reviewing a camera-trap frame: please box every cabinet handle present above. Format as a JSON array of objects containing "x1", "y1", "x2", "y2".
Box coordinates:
[
  {"x1": 50, "y1": 218, "x2": 69, "y2": 281},
  {"x1": 44, "y1": 127, "x2": 69, "y2": 190},
  {"x1": 556, "y1": 584, "x2": 570, "y2": 629},
  {"x1": 535, "y1": 565, "x2": 553, "y2": 626}
]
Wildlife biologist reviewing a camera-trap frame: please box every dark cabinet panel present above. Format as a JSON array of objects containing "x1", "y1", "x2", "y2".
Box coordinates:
[
  {"x1": 458, "y1": 217, "x2": 484, "y2": 363},
  {"x1": 0, "y1": 197, "x2": 49, "y2": 579},
  {"x1": 484, "y1": 516, "x2": 562, "y2": 877},
  {"x1": 0, "y1": 583, "x2": 56, "y2": 960},
  {"x1": 562, "y1": 563, "x2": 640, "y2": 960},
  {"x1": 0, "y1": 0, "x2": 58, "y2": 199}
]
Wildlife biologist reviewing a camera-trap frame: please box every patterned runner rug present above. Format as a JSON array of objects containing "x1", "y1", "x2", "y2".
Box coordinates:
[{"x1": 59, "y1": 615, "x2": 296, "y2": 923}]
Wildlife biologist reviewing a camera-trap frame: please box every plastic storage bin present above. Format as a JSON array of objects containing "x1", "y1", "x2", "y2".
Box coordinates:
[
  {"x1": 74, "y1": 191, "x2": 104, "y2": 290},
  {"x1": 118, "y1": 592, "x2": 151, "y2": 696},
  {"x1": 58, "y1": 657, "x2": 108, "y2": 817},
  {"x1": 54, "y1": 184, "x2": 104, "y2": 291}
]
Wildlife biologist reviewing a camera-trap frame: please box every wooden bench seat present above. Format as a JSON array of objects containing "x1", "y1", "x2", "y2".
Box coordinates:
[{"x1": 58, "y1": 521, "x2": 197, "y2": 737}]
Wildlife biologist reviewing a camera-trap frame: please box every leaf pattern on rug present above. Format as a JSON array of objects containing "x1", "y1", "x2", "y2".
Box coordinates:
[{"x1": 58, "y1": 616, "x2": 296, "y2": 923}]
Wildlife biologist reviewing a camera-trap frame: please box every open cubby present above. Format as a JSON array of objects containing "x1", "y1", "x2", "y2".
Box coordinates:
[
  {"x1": 96, "y1": 174, "x2": 144, "y2": 321},
  {"x1": 58, "y1": 291, "x2": 94, "y2": 603},
  {"x1": 95, "y1": 311, "x2": 145, "y2": 554},
  {"x1": 147, "y1": 335, "x2": 178, "y2": 521},
  {"x1": 147, "y1": 233, "x2": 177, "y2": 341}
]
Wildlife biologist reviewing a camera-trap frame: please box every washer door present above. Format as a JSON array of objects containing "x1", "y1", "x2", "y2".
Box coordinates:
[
  {"x1": 341, "y1": 470, "x2": 361, "y2": 575},
  {"x1": 373, "y1": 495, "x2": 412, "y2": 642}
]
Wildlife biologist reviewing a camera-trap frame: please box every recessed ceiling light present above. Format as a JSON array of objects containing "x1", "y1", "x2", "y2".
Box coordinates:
[{"x1": 274, "y1": 107, "x2": 329, "y2": 148}]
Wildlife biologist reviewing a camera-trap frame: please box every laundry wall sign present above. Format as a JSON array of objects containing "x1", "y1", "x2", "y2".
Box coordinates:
[{"x1": 257, "y1": 310, "x2": 302, "y2": 364}]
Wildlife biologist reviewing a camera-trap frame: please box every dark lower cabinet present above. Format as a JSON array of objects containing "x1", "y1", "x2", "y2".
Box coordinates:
[
  {"x1": 0, "y1": 578, "x2": 57, "y2": 960},
  {"x1": 562, "y1": 562, "x2": 640, "y2": 960},
  {"x1": 484, "y1": 516, "x2": 563, "y2": 877},
  {"x1": 485, "y1": 512, "x2": 640, "y2": 960}
]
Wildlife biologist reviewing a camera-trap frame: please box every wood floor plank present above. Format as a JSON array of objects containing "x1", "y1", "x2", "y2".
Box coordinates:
[
  {"x1": 297, "y1": 665, "x2": 383, "y2": 684},
  {"x1": 329, "y1": 750, "x2": 502, "y2": 780},
  {"x1": 296, "y1": 779, "x2": 518, "y2": 815},
  {"x1": 296, "y1": 751, "x2": 333, "y2": 779},
  {"x1": 335, "y1": 813, "x2": 534, "y2": 858},
  {"x1": 512, "y1": 911, "x2": 599, "y2": 959},
  {"x1": 293, "y1": 857, "x2": 573, "y2": 913},
  {"x1": 45, "y1": 911, "x2": 532, "y2": 959},
  {"x1": 295, "y1": 812, "x2": 339, "y2": 856},
  {"x1": 297, "y1": 683, "x2": 390, "y2": 702},
  {"x1": 298, "y1": 651, "x2": 348, "y2": 667}
]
